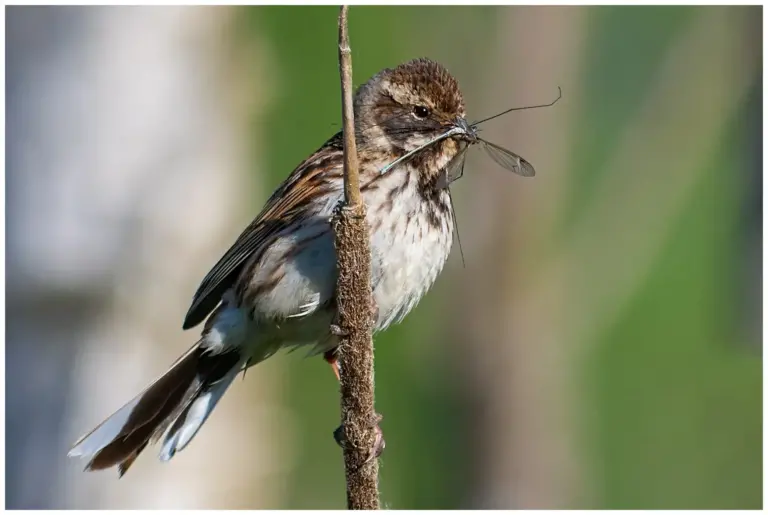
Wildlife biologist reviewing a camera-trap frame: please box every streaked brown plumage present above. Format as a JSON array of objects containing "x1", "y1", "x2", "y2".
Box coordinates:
[{"x1": 68, "y1": 57, "x2": 536, "y2": 476}]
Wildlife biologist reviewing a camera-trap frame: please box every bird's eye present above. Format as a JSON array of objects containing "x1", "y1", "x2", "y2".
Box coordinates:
[{"x1": 412, "y1": 105, "x2": 430, "y2": 119}]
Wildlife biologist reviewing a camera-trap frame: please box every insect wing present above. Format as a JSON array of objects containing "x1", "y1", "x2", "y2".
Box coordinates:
[{"x1": 480, "y1": 139, "x2": 536, "y2": 177}]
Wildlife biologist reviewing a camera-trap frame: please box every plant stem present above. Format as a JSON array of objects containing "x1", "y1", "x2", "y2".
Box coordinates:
[{"x1": 333, "y1": 5, "x2": 380, "y2": 510}]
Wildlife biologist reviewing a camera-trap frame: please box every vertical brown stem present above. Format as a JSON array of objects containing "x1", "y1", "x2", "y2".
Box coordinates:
[
  {"x1": 333, "y1": 5, "x2": 380, "y2": 510},
  {"x1": 338, "y1": 5, "x2": 362, "y2": 207}
]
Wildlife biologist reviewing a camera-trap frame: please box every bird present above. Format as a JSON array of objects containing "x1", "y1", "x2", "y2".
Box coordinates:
[{"x1": 68, "y1": 57, "x2": 537, "y2": 476}]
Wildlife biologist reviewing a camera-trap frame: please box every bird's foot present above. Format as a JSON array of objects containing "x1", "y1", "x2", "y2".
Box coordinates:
[
  {"x1": 333, "y1": 412, "x2": 385, "y2": 465},
  {"x1": 329, "y1": 294, "x2": 379, "y2": 338}
]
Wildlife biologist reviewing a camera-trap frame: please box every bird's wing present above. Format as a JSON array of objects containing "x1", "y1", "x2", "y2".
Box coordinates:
[{"x1": 182, "y1": 133, "x2": 344, "y2": 330}]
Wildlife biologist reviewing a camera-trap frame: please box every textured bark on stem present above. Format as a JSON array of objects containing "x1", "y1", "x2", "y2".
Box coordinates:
[{"x1": 333, "y1": 5, "x2": 380, "y2": 510}]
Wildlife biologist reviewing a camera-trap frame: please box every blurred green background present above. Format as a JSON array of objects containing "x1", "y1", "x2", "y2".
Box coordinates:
[{"x1": 6, "y1": 5, "x2": 761, "y2": 510}]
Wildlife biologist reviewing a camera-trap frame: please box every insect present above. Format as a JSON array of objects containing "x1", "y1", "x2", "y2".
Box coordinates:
[{"x1": 381, "y1": 86, "x2": 562, "y2": 188}]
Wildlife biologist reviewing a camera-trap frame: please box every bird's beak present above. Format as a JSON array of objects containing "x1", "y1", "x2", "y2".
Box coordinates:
[{"x1": 454, "y1": 117, "x2": 478, "y2": 142}]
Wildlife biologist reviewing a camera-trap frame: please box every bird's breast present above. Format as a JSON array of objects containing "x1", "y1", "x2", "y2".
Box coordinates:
[{"x1": 363, "y1": 165, "x2": 454, "y2": 330}]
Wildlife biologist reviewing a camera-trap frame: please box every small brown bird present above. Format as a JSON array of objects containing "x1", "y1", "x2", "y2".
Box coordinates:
[{"x1": 68, "y1": 58, "x2": 540, "y2": 476}]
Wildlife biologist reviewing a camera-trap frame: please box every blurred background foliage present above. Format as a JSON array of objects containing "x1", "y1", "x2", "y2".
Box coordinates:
[{"x1": 6, "y1": 5, "x2": 761, "y2": 509}]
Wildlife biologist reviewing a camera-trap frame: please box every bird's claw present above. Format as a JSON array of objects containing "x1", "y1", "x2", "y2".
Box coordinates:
[
  {"x1": 329, "y1": 295, "x2": 377, "y2": 336},
  {"x1": 333, "y1": 412, "x2": 385, "y2": 465},
  {"x1": 329, "y1": 324, "x2": 349, "y2": 337}
]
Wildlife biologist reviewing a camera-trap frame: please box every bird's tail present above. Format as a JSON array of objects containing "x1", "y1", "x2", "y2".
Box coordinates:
[{"x1": 68, "y1": 342, "x2": 244, "y2": 476}]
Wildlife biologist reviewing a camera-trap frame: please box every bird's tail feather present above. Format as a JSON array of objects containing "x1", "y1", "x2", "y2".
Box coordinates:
[
  {"x1": 158, "y1": 353, "x2": 243, "y2": 461},
  {"x1": 68, "y1": 341, "x2": 243, "y2": 476}
]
